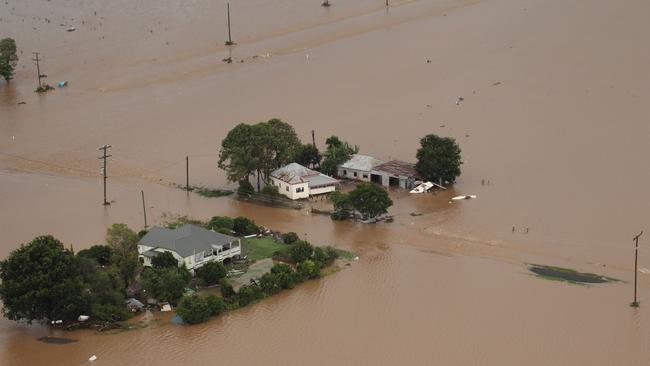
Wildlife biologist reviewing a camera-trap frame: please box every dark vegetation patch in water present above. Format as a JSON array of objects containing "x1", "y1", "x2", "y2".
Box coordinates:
[
  {"x1": 37, "y1": 336, "x2": 78, "y2": 344},
  {"x1": 528, "y1": 264, "x2": 618, "y2": 285}
]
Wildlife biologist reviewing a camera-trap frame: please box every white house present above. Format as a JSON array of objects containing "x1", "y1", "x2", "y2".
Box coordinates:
[
  {"x1": 138, "y1": 224, "x2": 241, "y2": 271},
  {"x1": 270, "y1": 163, "x2": 339, "y2": 200},
  {"x1": 337, "y1": 154, "x2": 384, "y2": 182}
]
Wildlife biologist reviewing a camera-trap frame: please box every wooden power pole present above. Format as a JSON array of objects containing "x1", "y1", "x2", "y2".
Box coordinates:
[
  {"x1": 225, "y1": 2, "x2": 235, "y2": 45},
  {"x1": 98, "y1": 145, "x2": 112, "y2": 205},
  {"x1": 141, "y1": 190, "x2": 148, "y2": 228},
  {"x1": 186, "y1": 155, "x2": 190, "y2": 191},
  {"x1": 631, "y1": 231, "x2": 643, "y2": 307},
  {"x1": 32, "y1": 52, "x2": 44, "y2": 89}
]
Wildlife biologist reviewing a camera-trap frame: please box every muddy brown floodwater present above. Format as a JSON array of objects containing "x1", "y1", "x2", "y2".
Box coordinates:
[{"x1": 1, "y1": 0, "x2": 650, "y2": 364}]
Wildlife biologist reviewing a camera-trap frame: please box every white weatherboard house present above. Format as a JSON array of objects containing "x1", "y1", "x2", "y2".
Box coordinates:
[
  {"x1": 138, "y1": 224, "x2": 241, "y2": 271},
  {"x1": 337, "y1": 154, "x2": 384, "y2": 182},
  {"x1": 270, "y1": 163, "x2": 339, "y2": 200}
]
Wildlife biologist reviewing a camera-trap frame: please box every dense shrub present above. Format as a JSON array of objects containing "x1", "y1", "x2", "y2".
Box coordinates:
[
  {"x1": 196, "y1": 261, "x2": 227, "y2": 286},
  {"x1": 260, "y1": 185, "x2": 280, "y2": 196},
  {"x1": 77, "y1": 245, "x2": 112, "y2": 266},
  {"x1": 236, "y1": 284, "x2": 264, "y2": 306},
  {"x1": 215, "y1": 227, "x2": 233, "y2": 235},
  {"x1": 220, "y1": 280, "x2": 236, "y2": 298},
  {"x1": 137, "y1": 230, "x2": 149, "y2": 239},
  {"x1": 260, "y1": 272, "x2": 282, "y2": 295},
  {"x1": 151, "y1": 251, "x2": 179, "y2": 269},
  {"x1": 207, "y1": 216, "x2": 234, "y2": 231},
  {"x1": 233, "y1": 217, "x2": 258, "y2": 236},
  {"x1": 330, "y1": 210, "x2": 349, "y2": 221},
  {"x1": 177, "y1": 295, "x2": 210, "y2": 324},
  {"x1": 297, "y1": 260, "x2": 320, "y2": 280},
  {"x1": 271, "y1": 263, "x2": 299, "y2": 289},
  {"x1": 288, "y1": 240, "x2": 314, "y2": 263},
  {"x1": 141, "y1": 266, "x2": 191, "y2": 305},
  {"x1": 282, "y1": 232, "x2": 299, "y2": 244},
  {"x1": 91, "y1": 303, "x2": 130, "y2": 322}
]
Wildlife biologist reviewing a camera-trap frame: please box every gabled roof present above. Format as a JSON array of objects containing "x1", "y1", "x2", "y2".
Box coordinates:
[
  {"x1": 138, "y1": 224, "x2": 238, "y2": 258},
  {"x1": 271, "y1": 163, "x2": 338, "y2": 186},
  {"x1": 339, "y1": 154, "x2": 383, "y2": 171},
  {"x1": 372, "y1": 160, "x2": 419, "y2": 178}
]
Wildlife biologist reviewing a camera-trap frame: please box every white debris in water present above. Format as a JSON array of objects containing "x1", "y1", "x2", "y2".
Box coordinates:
[{"x1": 89, "y1": 355, "x2": 97, "y2": 362}]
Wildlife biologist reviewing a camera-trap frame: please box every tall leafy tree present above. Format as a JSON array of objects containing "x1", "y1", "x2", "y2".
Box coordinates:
[
  {"x1": 415, "y1": 134, "x2": 462, "y2": 184},
  {"x1": 321, "y1": 136, "x2": 359, "y2": 176},
  {"x1": 0, "y1": 236, "x2": 89, "y2": 323},
  {"x1": 141, "y1": 266, "x2": 190, "y2": 304},
  {"x1": 294, "y1": 143, "x2": 321, "y2": 169},
  {"x1": 0, "y1": 38, "x2": 18, "y2": 81},
  {"x1": 151, "y1": 251, "x2": 179, "y2": 268},
  {"x1": 348, "y1": 183, "x2": 393, "y2": 219},
  {"x1": 106, "y1": 223, "x2": 141, "y2": 290}
]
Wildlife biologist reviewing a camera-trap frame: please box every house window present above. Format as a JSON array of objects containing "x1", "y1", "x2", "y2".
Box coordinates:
[
  {"x1": 363, "y1": 174, "x2": 368, "y2": 178},
  {"x1": 354, "y1": 172, "x2": 357, "y2": 177},
  {"x1": 343, "y1": 170, "x2": 347, "y2": 175},
  {"x1": 296, "y1": 187, "x2": 305, "y2": 193},
  {"x1": 286, "y1": 186, "x2": 289, "y2": 192}
]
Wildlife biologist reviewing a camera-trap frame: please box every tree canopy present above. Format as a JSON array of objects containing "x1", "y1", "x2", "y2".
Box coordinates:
[
  {"x1": 218, "y1": 119, "x2": 302, "y2": 190},
  {"x1": 294, "y1": 144, "x2": 321, "y2": 169},
  {"x1": 415, "y1": 134, "x2": 462, "y2": 184},
  {"x1": 106, "y1": 223, "x2": 141, "y2": 290},
  {"x1": 151, "y1": 251, "x2": 179, "y2": 269},
  {"x1": 321, "y1": 136, "x2": 359, "y2": 176},
  {"x1": 141, "y1": 266, "x2": 190, "y2": 304},
  {"x1": 0, "y1": 236, "x2": 89, "y2": 323},
  {"x1": 0, "y1": 38, "x2": 18, "y2": 82},
  {"x1": 77, "y1": 244, "x2": 112, "y2": 266},
  {"x1": 195, "y1": 261, "x2": 227, "y2": 286},
  {"x1": 348, "y1": 183, "x2": 393, "y2": 219}
]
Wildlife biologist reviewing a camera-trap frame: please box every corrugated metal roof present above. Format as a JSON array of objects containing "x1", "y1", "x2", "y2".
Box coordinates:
[
  {"x1": 372, "y1": 160, "x2": 419, "y2": 178},
  {"x1": 139, "y1": 224, "x2": 238, "y2": 258},
  {"x1": 338, "y1": 154, "x2": 384, "y2": 171},
  {"x1": 271, "y1": 163, "x2": 338, "y2": 187}
]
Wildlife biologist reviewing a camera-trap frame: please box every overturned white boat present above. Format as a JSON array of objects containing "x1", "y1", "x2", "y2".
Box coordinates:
[
  {"x1": 410, "y1": 182, "x2": 434, "y2": 194},
  {"x1": 451, "y1": 195, "x2": 477, "y2": 201}
]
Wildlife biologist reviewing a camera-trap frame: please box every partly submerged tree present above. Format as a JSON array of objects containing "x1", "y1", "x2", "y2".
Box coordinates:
[
  {"x1": 0, "y1": 236, "x2": 89, "y2": 323},
  {"x1": 321, "y1": 136, "x2": 359, "y2": 176},
  {"x1": 106, "y1": 223, "x2": 141, "y2": 290},
  {"x1": 0, "y1": 38, "x2": 18, "y2": 82},
  {"x1": 77, "y1": 244, "x2": 113, "y2": 266},
  {"x1": 219, "y1": 119, "x2": 301, "y2": 191},
  {"x1": 415, "y1": 134, "x2": 462, "y2": 184},
  {"x1": 348, "y1": 183, "x2": 393, "y2": 219},
  {"x1": 141, "y1": 266, "x2": 191, "y2": 304}
]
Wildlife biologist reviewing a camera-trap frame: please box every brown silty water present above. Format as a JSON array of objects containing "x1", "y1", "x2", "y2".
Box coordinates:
[{"x1": 1, "y1": 0, "x2": 650, "y2": 365}]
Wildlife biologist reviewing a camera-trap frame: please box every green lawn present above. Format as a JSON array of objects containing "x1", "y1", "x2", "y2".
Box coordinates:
[{"x1": 242, "y1": 237, "x2": 287, "y2": 262}]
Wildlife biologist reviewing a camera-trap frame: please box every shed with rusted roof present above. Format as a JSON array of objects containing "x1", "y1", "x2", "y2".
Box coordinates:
[{"x1": 370, "y1": 160, "x2": 419, "y2": 189}]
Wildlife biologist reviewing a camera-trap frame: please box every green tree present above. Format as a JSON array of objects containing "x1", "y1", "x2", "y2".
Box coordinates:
[
  {"x1": 196, "y1": 261, "x2": 227, "y2": 286},
  {"x1": 294, "y1": 144, "x2": 321, "y2": 169},
  {"x1": 77, "y1": 258, "x2": 129, "y2": 322},
  {"x1": 321, "y1": 136, "x2": 359, "y2": 176},
  {"x1": 282, "y1": 232, "x2": 299, "y2": 244},
  {"x1": 219, "y1": 279, "x2": 236, "y2": 298},
  {"x1": 236, "y1": 284, "x2": 264, "y2": 306},
  {"x1": 0, "y1": 38, "x2": 18, "y2": 82},
  {"x1": 297, "y1": 260, "x2": 320, "y2": 279},
  {"x1": 140, "y1": 267, "x2": 190, "y2": 304},
  {"x1": 415, "y1": 134, "x2": 462, "y2": 184},
  {"x1": 219, "y1": 119, "x2": 302, "y2": 191},
  {"x1": 207, "y1": 216, "x2": 234, "y2": 231},
  {"x1": 106, "y1": 224, "x2": 141, "y2": 290},
  {"x1": 288, "y1": 240, "x2": 314, "y2": 263},
  {"x1": 0, "y1": 236, "x2": 89, "y2": 323},
  {"x1": 270, "y1": 263, "x2": 299, "y2": 288},
  {"x1": 176, "y1": 294, "x2": 224, "y2": 324},
  {"x1": 259, "y1": 272, "x2": 282, "y2": 295},
  {"x1": 233, "y1": 216, "x2": 258, "y2": 235},
  {"x1": 348, "y1": 183, "x2": 393, "y2": 219},
  {"x1": 329, "y1": 191, "x2": 352, "y2": 220},
  {"x1": 151, "y1": 251, "x2": 179, "y2": 269},
  {"x1": 77, "y1": 244, "x2": 112, "y2": 266}
]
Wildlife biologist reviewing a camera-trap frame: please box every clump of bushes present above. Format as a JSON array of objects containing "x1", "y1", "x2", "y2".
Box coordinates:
[
  {"x1": 176, "y1": 294, "x2": 226, "y2": 324},
  {"x1": 207, "y1": 216, "x2": 234, "y2": 232},
  {"x1": 233, "y1": 216, "x2": 259, "y2": 236},
  {"x1": 195, "y1": 261, "x2": 227, "y2": 286},
  {"x1": 282, "y1": 232, "x2": 299, "y2": 244}
]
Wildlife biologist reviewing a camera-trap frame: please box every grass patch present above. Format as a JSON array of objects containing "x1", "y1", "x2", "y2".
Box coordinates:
[
  {"x1": 193, "y1": 186, "x2": 233, "y2": 198},
  {"x1": 528, "y1": 264, "x2": 618, "y2": 285},
  {"x1": 242, "y1": 237, "x2": 287, "y2": 262},
  {"x1": 334, "y1": 248, "x2": 357, "y2": 260}
]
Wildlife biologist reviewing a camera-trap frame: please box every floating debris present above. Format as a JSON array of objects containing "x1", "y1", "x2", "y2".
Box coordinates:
[
  {"x1": 37, "y1": 336, "x2": 78, "y2": 344},
  {"x1": 455, "y1": 96, "x2": 464, "y2": 106},
  {"x1": 492, "y1": 81, "x2": 502, "y2": 86},
  {"x1": 89, "y1": 355, "x2": 97, "y2": 362},
  {"x1": 67, "y1": 26, "x2": 75, "y2": 32},
  {"x1": 451, "y1": 195, "x2": 476, "y2": 201}
]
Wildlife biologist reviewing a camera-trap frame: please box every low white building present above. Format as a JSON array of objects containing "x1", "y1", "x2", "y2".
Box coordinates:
[
  {"x1": 138, "y1": 224, "x2": 241, "y2": 271},
  {"x1": 337, "y1": 154, "x2": 384, "y2": 182},
  {"x1": 270, "y1": 163, "x2": 339, "y2": 200}
]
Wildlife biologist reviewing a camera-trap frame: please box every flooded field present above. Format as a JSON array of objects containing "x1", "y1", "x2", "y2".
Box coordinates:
[{"x1": 1, "y1": 0, "x2": 650, "y2": 364}]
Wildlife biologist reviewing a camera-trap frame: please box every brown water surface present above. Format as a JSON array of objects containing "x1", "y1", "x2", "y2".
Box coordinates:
[{"x1": 1, "y1": 0, "x2": 650, "y2": 364}]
